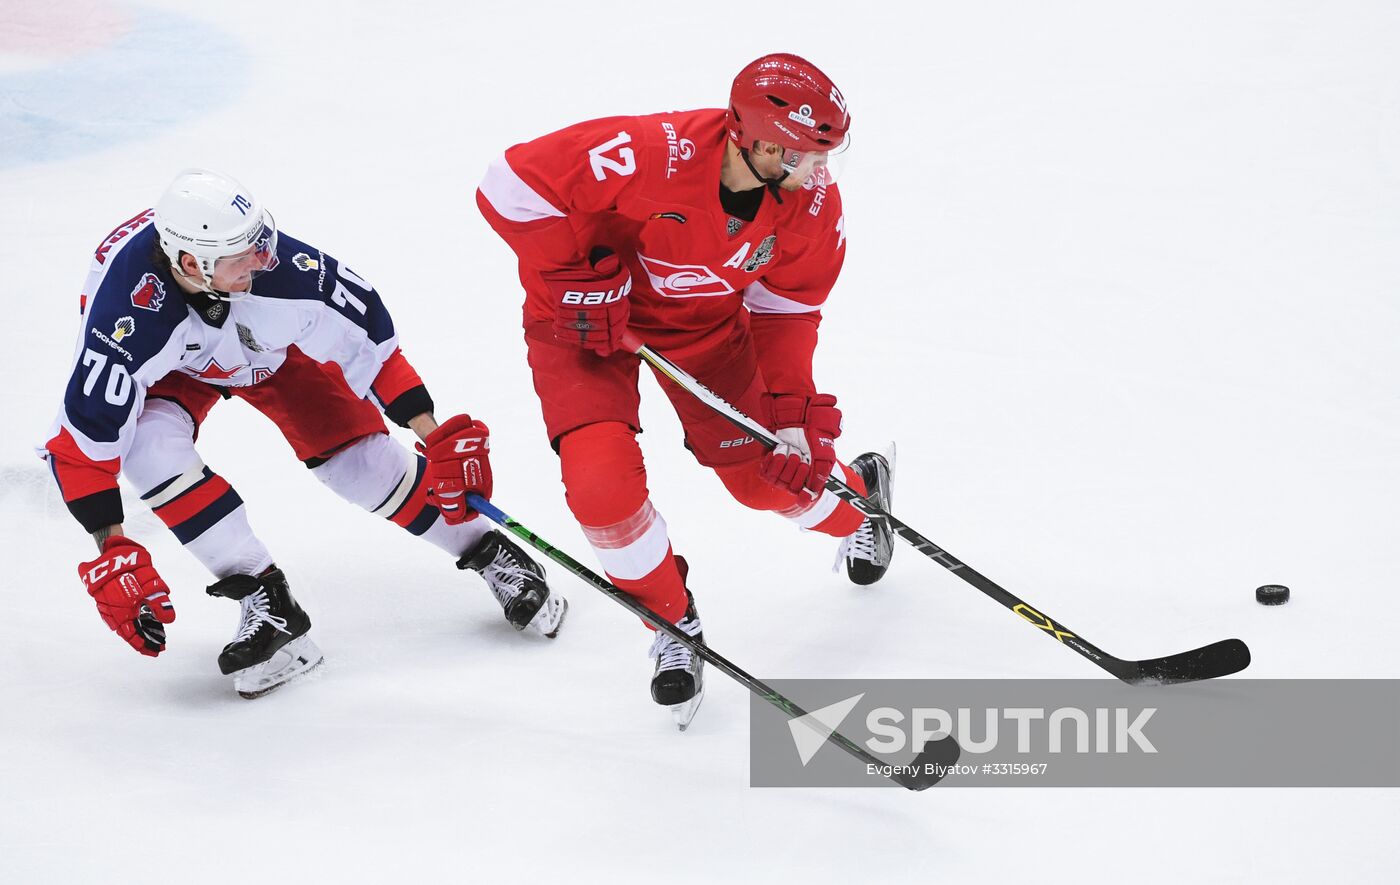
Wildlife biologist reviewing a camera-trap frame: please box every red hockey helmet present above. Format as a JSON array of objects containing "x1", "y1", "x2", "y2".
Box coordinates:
[{"x1": 726, "y1": 53, "x2": 850, "y2": 153}]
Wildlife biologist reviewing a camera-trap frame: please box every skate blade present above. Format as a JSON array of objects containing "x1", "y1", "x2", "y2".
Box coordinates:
[
  {"x1": 671, "y1": 680, "x2": 705, "y2": 732},
  {"x1": 527, "y1": 595, "x2": 568, "y2": 639},
  {"x1": 871, "y1": 441, "x2": 895, "y2": 517},
  {"x1": 883, "y1": 441, "x2": 897, "y2": 500},
  {"x1": 233, "y1": 635, "x2": 324, "y2": 699}
]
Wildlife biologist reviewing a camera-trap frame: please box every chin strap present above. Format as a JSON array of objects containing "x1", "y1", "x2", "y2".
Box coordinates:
[
  {"x1": 173, "y1": 263, "x2": 226, "y2": 300},
  {"x1": 739, "y1": 145, "x2": 787, "y2": 204},
  {"x1": 174, "y1": 265, "x2": 252, "y2": 303}
]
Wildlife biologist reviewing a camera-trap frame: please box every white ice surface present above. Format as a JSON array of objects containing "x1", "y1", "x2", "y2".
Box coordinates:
[{"x1": 2, "y1": 1, "x2": 1398, "y2": 882}]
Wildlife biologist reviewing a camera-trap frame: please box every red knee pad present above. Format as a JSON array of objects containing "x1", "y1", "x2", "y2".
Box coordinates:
[{"x1": 558, "y1": 422, "x2": 650, "y2": 526}]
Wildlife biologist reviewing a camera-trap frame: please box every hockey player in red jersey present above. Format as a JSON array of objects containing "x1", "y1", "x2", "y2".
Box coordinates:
[
  {"x1": 477, "y1": 54, "x2": 894, "y2": 726},
  {"x1": 45, "y1": 169, "x2": 567, "y2": 698}
]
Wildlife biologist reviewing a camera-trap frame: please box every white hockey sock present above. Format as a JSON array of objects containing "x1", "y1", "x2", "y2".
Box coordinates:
[{"x1": 579, "y1": 498, "x2": 672, "y2": 580}]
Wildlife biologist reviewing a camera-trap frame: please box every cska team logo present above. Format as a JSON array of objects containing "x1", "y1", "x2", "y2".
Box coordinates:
[{"x1": 129, "y1": 272, "x2": 166, "y2": 311}]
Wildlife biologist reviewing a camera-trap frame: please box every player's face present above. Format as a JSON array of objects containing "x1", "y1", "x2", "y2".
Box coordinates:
[
  {"x1": 748, "y1": 141, "x2": 788, "y2": 182},
  {"x1": 778, "y1": 147, "x2": 830, "y2": 190},
  {"x1": 210, "y1": 214, "x2": 279, "y2": 292},
  {"x1": 752, "y1": 141, "x2": 834, "y2": 191},
  {"x1": 209, "y1": 247, "x2": 264, "y2": 292}
]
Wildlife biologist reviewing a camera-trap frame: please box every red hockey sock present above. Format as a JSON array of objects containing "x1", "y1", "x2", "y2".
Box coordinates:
[
  {"x1": 608, "y1": 545, "x2": 690, "y2": 626},
  {"x1": 560, "y1": 422, "x2": 689, "y2": 625},
  {"x1": 806, "y1": 461, "x2": 867, "y2": 538}
]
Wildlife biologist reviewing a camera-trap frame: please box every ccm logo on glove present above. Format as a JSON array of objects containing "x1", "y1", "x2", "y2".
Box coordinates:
[{"x1": 82, "y1": 551, "x2": 140, "y2": 585}]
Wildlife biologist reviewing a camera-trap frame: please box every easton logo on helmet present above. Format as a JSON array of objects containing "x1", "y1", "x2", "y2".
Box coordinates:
[{"x1": 129, "y1": 273, "x2": 166, "y2": 311}]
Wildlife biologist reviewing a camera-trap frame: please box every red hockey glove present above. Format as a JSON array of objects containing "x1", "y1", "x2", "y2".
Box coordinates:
[
  {"x1": 78, "y1": 536, "x2": 175, "y2": 657},
  {"x1": 544, "y1": 248, "x2": 632, "y2": 357},
  {"x1": 417, "y1": 414, "x2": 493, "y2": 525},
  {"x1": 760, "y1": 393, "x2": 843, "y2": 496}
]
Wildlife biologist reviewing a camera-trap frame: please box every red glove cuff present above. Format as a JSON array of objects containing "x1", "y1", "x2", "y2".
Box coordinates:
[{"x1": 765, "y1": 393, "x2": 842, "y2": 437}]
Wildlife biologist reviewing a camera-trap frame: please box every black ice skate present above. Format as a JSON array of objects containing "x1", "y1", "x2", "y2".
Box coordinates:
[
  {"x1": 648, "y1": 558, "x2": 705, "y2": 731},
  {"x1": 838, "y1": 447, "x2": 896, "y2": 586},
  {"x1": 458, "y1": 530, "x2": 567, "y2": 638},
  {"x1": 206, "y1": 568, "x2": 322, "y2": 699}
]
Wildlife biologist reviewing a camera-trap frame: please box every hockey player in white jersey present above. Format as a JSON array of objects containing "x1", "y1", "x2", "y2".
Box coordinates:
[{"x1": 44, "y1": 169, "x2": 567, "y2": 698}]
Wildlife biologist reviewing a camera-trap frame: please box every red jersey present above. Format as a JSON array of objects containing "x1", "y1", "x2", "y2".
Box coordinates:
[{"x1": 476, "y1": 108, "x2": 846, "y2": 394}]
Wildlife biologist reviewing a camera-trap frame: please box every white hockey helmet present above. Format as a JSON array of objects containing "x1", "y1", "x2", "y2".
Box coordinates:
[{"x1": 154, "y1": 168, "x2": 278, "y2": 294}]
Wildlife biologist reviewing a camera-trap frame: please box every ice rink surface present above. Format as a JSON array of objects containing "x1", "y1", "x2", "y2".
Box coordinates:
[{"x1": 2, "y1": 1, "x2": 1398, "y2": 881}]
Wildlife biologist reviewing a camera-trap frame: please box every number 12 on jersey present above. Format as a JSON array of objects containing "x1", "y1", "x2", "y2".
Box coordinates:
[{"x1": 588, "y1": 132, "x2": 635, "y2": 181}]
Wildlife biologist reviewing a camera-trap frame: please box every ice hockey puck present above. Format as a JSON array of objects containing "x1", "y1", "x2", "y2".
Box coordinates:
[{"x1": 1255, "y1": 584, "x2": 1290, "y2": 605}]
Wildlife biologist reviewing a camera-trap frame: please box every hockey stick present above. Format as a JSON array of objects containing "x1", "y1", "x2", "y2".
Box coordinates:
[
  {"x1": 467, "y1": 493, "x2": 959, "y2": 791},
  {"x1": 620, "y1": 331, "x2": 1251, "y2": 686}
]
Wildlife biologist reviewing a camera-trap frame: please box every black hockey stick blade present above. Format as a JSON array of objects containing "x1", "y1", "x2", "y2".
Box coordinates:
[
  {"x1": 896, "y1": 734, "x2": 962, "y2": 791},
  {"x1": 1112, "y1": 637, "x2": 1252, "y2": 685}
]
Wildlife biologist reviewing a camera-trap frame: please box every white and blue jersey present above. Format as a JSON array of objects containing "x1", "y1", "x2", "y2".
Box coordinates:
[{"x1": 42, "y1": 210, "x2": 432, "y2": 532}]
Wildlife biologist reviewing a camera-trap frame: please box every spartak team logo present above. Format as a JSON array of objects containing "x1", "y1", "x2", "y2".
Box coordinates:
[
  {"x1": 636, "y1": 254, "x2": 734, "y2": 299},
  {"x1": 129, "y1": 273, "x2": 166, "y2": 311}
]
